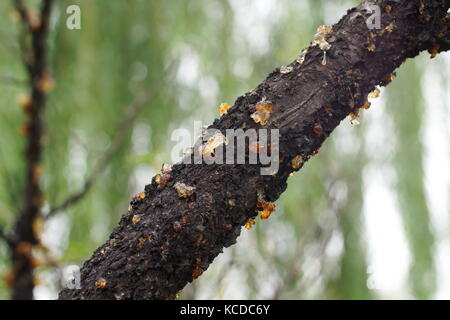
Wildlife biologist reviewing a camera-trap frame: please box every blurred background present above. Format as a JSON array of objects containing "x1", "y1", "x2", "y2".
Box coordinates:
[{"x1": 0, "y1": 0, "x2": 449, "y2": 300}]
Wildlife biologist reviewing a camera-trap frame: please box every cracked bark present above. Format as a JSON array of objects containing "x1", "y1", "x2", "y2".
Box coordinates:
[{"x1": 59, "y1": 0, "x2": 450, "y2": 300}]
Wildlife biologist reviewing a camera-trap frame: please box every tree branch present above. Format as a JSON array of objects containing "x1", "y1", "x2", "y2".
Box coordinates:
[
  {"x1": 59, "y1": 0, "x2": 450, "y2": 300},
  {"x1": 11, "y1": 0, "x2": 32, "y2": 33},
  {"x1": 0, "y1": 227, "x2": 9, "y2": 244},
  {"x1": 10, "y1": 0, "x2": 53, "y2": 300},
  {"x1": 0, "y1": 75, "x2": 27, "y2": 86},
  {"x1": 0, "y1": 225, "x2": 15, "y2": 249}
]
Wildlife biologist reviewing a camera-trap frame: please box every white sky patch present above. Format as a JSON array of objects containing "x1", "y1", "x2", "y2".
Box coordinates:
[
  {"x1": 34, "y1": 216, "x2": 71, "y2": 300},
  {"x1": 333, "y1": 89, "x2": 388, "y2": 157},
  {"x1": 131, "y1": 164, "x2": 154, "y2": 195},
  {"x1": 229, "y1": 0, "x2": 283, "y2": 56},
  {"x1": 68, "y1": 137, "x2": 88, "y2": 190},
  {"x1": 447, "y1": 56, "x2": 450, "y2": 132},
  {"x1": 232, "y1": 57, "x2": 254, "y2": 79},
  {"x1": 129, "y1": 122, "x2": 155, "y2": 193},
  {"x1": 191, "y1": 230, "x2": 256, "y2": 299},
  {"x1": 175, "y1": 45, "x2": 201, "y2": 87},
  {"x1": 422, "y1": 58, "x2": 450, "y2": 299},
  {"x1": 131, "y1": 122, "x2": 152, "y2": 155},
  {"x1": 302, "y1": 243, "x2": 323, "y2": 283},
  {"x1": 233, "y1": 229, "x2": 276, "y2": 299},
  {"x1": 362, "y1": 97, "x2": 411, "y2": 298},
  {"x1": 325, "y1": 229, "x2": 344, "y2": 263},
  {"x1": 333, "y1": 120, "x2": 362, "y2": 156},
  {"x1": 198, "y1": 75, "x2": 219, "y2": 103},
  {"x1": 42, "y1": 214, "x2": 70, "y2": 258},
  {"x1": 176, "y1": 90, "x2": 198, "y2": 112},
  {"x1": 261, "y1": 206, "x2": 297, "y2": 260},
  {"x1": 435, "y1": 241, "x2": 450, "y2": 299},
  {"x1": 172, "y1": 44, "x2": 219, "y2": 114},
  {"x1": 323, "y1": 1, "x2": 354, "y2": 26},
  {"x1": 34, "y1": 282, "x2": 57, "y2": 300},
  {"x1": 363, "y1": 163, "x2": 412, "y2": 298},
  {"x1": 220, "y1": 266, "x2": 251, "y2": 299},
  {"x1": 192, "y1": 213, "x2": 297, "y2": 299},
  {"x1": 364, "y1": 92, "x2": 397, "y2": 161},
  {"x1": 422, "y1": 62, "x2": 450, "y2": 233}
]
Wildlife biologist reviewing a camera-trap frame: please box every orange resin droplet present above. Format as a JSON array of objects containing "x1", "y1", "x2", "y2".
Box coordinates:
[
  {"x1": 250, "y1": 100, "x2": 273, "y2": 126},
  {"x1": 174, "y1": 182, "x2": 196, "y2": 198},
  {"x1": 218, "y1": 103, "x2": 230, "y2": 116},
  {"x1": 200, "y1": 132, "x2": 228, "y2": 157},
  {"x1": 39, "y1": 72, "x2": 55, "y2": 92},
  {"x1": 18, "y1": 94, "x2": 32, "y2": 109},
  {"x1": 361, "y1": 102, "x2": 372, "y2": 110},
  {"x1": 155, "y1": 173, "x2": 171, "y2": 185},
  {"x1": 95, "y1": 278, "x2": 107, "y2": 289},
  {"x1": 192, "y1": 266, "x2": 204, "y2": 279},
  {"x1": 245, "y1": 219, "x2": 255, "y2": 230},
  {"x1": 428, "y1": 45, "x2": 440, "y2": 59},
  {"x1": 388, "y1": 73, "x2": 396, "y2": 82},
  {"x1": 193, "y1": 235, "x2": 205, "y2": 247},
  {"x1": 260, "y1": 202, "x2": 276, "y2": 220},
  {"x1": 132, "y1": 214, "x2": 141, "y2": 224},
  {"x1": 173, "y1": 221, "x2": 182, "y2": 233},
  {"x1": 368, "y1": 88, "x2": 380, "y2": 99},
  {"x1": 291, "y1": 155, "x2": 303, "y2": 169},
  {"x1": 313, "y1": 123, "x2": 323, "y2": 135},
  {"x1": 385, "y1": 4, "x2": 392, "y2": 14}
]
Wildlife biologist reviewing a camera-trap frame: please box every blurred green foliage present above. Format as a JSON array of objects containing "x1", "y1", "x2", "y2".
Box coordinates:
[{"x1": 0, "y1": 0, "x2": 448, "y2": 300}]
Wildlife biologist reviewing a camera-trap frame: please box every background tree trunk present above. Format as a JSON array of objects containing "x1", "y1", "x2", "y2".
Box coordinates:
[{"x1": 9, "y1": 0, "x2": 52, "y2": 300}]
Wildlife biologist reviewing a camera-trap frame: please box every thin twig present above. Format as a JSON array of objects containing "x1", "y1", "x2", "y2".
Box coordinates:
[
  {"x1": 0, "y1": 227, "x2": 7, "y2": 242},
  {"x1": 270, "y1": 180, "x2": 340, "y2": 300},
  {"x1": 11, "y1": 0, "x2": 32, "y2": 32},
  {"x1": 46, "y1": 92, "x2": 152, "y2": 217},
  {"x1": 46, "y1": 62, "x2": 177, "y2": 217},
  {"x1": 12, "y1": 0, "x2": 32, "y2": 71},
  {"x1": 0, "y1": 75, "x2": 27, "y2": 86},
  {"x1": 0, "y1": 225, "x2": 13, "y2": 248},
  {"x1": 0, "y1": 31, "x2": 21, "y2": 59}
]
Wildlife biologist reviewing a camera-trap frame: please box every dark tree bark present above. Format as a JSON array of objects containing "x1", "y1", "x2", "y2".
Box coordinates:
[
  {"x1": 59, "y1": 0, "x2": 450, "y2": 300},
  {"x1": 9, "y1": 0, "x2": 53, "y2": 300}
]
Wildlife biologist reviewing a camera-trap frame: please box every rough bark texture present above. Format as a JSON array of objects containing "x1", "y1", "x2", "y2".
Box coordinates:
[{"x1": 59, "y1": 0, "x2": 450, "y2": 300}]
